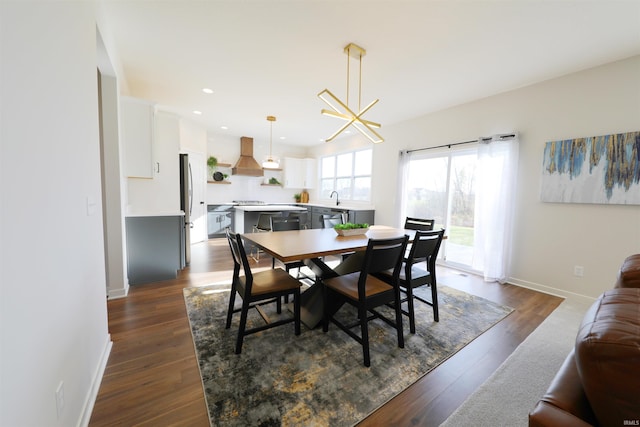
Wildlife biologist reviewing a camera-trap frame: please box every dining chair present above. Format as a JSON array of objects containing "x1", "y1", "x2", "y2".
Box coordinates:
[
  {"x1": 321, "y1": 235, "x2": 409, "y2": 367},
  {"x1": 377, "y1": 228, "x2": 445, "y2": 333},
  {"x1": 404, "y1": 217, "x2": 435, "y2": 231},
  {"x1": 403, "y1": 217, "x2": 435, "y2": 262},
  {"x1": 251, "y1": 212, "x2": 281, "y2": 260},
  {"x1": 288, "y1": 211, "x2": 309, "y2": 229},
  {"x1": 270, "y1": 216, "x2": 311, "y2": 280},
  {"x1": 225, "y1": 229, "x2": 301, "y2": 354}
]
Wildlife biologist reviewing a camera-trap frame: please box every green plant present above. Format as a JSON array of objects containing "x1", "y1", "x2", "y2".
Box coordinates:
[
  {"x1": 207, "y1": 156, "x2": 218, "y2": 169},
  {"x1": 293, "y1": 193, "x2": 301, "y2": 201},
  {"x1": 334, "y1": 222, "x2": 369, "y2": 230},
  {"x1": 269, "y1": 177, "x2": 281, "y2": 185}
]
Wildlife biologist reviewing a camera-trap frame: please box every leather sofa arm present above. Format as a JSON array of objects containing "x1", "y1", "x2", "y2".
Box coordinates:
[
  {"x1": 529, "y1": 401, "x2": 594, "y2": 427},
  {"x1": 614, "y1": 253, "x2": 640, "y2": 288},
  {"x1": 528, "y1": 350, "x2": 598, "y2": 426}
]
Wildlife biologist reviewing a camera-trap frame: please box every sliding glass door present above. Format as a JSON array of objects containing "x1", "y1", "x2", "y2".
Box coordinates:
[{"x1": 404, "y1": 149, "x2": 478, "y2": 269}]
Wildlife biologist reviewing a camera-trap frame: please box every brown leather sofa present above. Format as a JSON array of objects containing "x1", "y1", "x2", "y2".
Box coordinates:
[{"x1": 529, "y1": 254, "x2": 640, "y2": 427}]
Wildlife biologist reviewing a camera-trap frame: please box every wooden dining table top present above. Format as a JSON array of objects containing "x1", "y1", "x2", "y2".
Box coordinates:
[{"x1": 241, "y1": 226, "x2": 416, "y2": 262}]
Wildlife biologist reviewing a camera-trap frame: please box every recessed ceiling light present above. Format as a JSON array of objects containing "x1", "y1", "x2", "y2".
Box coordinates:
[
  {"x1": 279, "y1": 136, "x2": 286, "y2": 140},
  {"x1": 202, "y1": 88, "x2": 214, "y2": 94},
  {"x1": 193, "y1": 110, "x2": 202, "y2": 115},
  {"x1": 220, "y1": 126, "x2": 228, "y2": 130}
]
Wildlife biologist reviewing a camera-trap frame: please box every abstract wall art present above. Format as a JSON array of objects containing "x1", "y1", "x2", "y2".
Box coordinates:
[{"x1": 540, "y1": 131, "x2": 640, "y2": 205}]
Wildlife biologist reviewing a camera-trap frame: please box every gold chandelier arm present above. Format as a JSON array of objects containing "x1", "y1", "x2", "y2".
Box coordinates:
[
  {"x1": 320, "y1": 89, "x2": 379, "y2": 124},
  {"x1": 320, "y1": 109, "x2": 381, "y2": 128},
  {"x1": 317, "y1": 89, "x2": 343, "y2": 114},
  {"x1": 351, "y1": 121, "x2": 384, "y2": 144}
]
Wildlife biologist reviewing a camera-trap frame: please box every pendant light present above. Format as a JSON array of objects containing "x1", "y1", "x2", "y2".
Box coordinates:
[
  {"x1": 262, "y1": 115, "x2": 280, "y2": 169},
  {"x1": 318, "y1": 43, "x2": 383, "y2": 143}
]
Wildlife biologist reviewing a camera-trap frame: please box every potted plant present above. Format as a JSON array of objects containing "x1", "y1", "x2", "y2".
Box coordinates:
[
  {"x1": 333, "y1": 222, "x2": 370, "y2": 236},
  {"x1": 294, "y1": 193, "x2": 301, "y2": 203}
]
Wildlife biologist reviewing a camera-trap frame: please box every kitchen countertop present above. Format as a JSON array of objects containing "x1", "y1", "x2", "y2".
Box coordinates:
[
  {"x1": 209, "y1": 202, "x2": 375, "y2": 211},
  {"x1": 125, "y1": 211, "x2": 185, "y2": 217},
  {"x1": 293, "y1": 202, "x2": 375, "y2": 211},
  {"x1": 233, "y1": 205, "x2": 306, "y2": 212}
]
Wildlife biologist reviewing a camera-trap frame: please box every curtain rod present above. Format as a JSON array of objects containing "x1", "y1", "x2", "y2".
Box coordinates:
[{"x1": 405, "y1": 133, "x2": 516, "y2": 154}]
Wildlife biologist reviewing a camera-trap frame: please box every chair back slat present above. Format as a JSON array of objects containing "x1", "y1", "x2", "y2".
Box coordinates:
[
  {"x1": 359, "y1": 236, "x2": 409, "y2": 294},
  {"x1": 226, "y1": 229, "x2": 253, "y2": 283},
  {"x1": 404, "y1": 217, "x2": 435, "y2": 231}
]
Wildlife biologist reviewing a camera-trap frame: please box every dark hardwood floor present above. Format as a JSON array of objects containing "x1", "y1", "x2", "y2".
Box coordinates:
[{"x1": 89, "y1": 238, "x2": 562, "y2": 426}]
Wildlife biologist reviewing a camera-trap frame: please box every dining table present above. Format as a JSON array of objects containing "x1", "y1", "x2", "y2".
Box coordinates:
[{"x1": 242, "y1": 226, "x2": 417, "y2": 328}]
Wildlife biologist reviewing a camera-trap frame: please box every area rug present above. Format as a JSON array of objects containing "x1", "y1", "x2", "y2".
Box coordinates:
[{"x1": 184, "y1": 283, "x2": 513, "y2": 427}]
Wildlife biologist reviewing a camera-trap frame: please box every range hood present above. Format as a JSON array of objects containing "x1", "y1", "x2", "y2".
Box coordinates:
[{"x1": 232, "y1": 136, "x2": 264, "y2": 176}]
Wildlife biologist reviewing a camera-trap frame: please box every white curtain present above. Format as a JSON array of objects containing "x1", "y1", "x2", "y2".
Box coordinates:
[{"x1": 472, "y1": 136, "x2": 519, "y2": 283}]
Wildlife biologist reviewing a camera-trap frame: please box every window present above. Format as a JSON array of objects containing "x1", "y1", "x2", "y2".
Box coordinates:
[
  {"x1": 320, "y1": 149, "x2": 372, "y2": 201},
  {"x1": 404, "y1": 149, "x2": 477, "y2": 268},
  {"x1": 401, "y1": 135, "x2": 519, "y2": 282}
]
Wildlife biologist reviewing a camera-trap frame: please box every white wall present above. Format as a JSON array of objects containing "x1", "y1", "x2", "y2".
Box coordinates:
[
  {"x1": 206, "y1": 132, "x2": 308, "y2": 203},
  {"x1": 370, "y1": 55, "x2": 640, "y2": 299},
  {"x1": 1, "y1": 2, "x2": 111, "y2": 426}
]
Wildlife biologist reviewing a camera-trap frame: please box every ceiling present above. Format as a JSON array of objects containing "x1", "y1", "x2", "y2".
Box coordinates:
[{"x1": 99, "y1": 0, "x2": 640, "y2": 147}]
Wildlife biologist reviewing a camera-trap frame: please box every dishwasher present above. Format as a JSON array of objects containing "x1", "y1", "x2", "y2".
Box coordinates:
[{"x1": 207, "y1": 205, "x2": 234, "y2": 238}]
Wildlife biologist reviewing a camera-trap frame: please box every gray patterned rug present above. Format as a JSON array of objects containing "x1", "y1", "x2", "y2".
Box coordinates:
[{"x1": 184, "y1": 283, "x2": 513, "y2": 427}]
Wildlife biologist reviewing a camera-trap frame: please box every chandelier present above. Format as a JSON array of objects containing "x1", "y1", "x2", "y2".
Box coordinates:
[{"x1": 318, "y1": 43, "x2": 383, "y2": 143}]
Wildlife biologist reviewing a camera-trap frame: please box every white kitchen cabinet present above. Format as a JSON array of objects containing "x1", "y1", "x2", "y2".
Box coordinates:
[
  {"x1": 283, "y1": 157, "x2": 316, "y2": 189},
  {"x1": 121, "y1": 96, "x2": 155, "y2": 178}
]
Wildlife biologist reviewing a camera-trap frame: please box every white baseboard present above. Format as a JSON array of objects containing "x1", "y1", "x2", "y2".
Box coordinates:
[
  {"x1": 108, "y1": 283, "x2": 129, "y2": 299},
  {"x1": 508, "y1": 277, "x2": 596, "y2": 305},
  {"x1": 78, "y1": 335, "x2": 113, "y2": 427}
]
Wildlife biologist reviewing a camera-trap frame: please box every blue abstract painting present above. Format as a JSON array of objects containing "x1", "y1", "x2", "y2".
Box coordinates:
[{"x1": 541, "y1": 131, "x2": 640, "y2": 205}]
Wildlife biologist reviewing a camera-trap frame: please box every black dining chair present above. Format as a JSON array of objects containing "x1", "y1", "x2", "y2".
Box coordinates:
[
  {"x1": 403, "y1": 217, "x2": 435, "y2": 262},
  {"x1": 270, "y1": 216, "x2": 311, "y2": 280},
  {"x1": 321, "y1": 235, "x2": 409, "y2": 367},
  {"x1": 378, "y1": 228, "x2": 445, "y2": 333},
  {"x1": 251, "y1": 212, "x2": 282, "y2": 260},
  {"x1": 225, "y1": 229, "x2": 301, "y2": 354},
  {"x1": 288, "y1": 211, "x2": 309, "y2": 229},
  {"x1": 404, "y1": 217, "x2": 435, "y2": 231}
]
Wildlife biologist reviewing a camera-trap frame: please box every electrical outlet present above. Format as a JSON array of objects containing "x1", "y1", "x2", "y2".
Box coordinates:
[
  {"x1": 55, "y1": 381, "x2": 65, "y2": 418},
  {"x1": 574, "y1": 265, "x2": 584, "y2": 277}
]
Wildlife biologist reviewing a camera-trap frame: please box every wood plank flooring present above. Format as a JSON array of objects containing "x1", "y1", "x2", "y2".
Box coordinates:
[{"x1": 89, "y1": 238, "x2": 562, "y2": 426}]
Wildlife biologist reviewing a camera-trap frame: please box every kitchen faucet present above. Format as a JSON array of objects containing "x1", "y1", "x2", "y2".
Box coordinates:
[{"x1": 330, "y1": 191, "x2": 340, "y2": 206}]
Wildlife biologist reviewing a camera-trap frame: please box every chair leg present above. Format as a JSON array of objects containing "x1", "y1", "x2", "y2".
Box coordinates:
[
  {"x1": 394, "y1": 287, "x2": 405, "y2": 349},
  {"x1": 431, "y1": 283, "x2": 439, "y2": 322},
  {"x1": 359, "y1": 305, "x2": 371, "y2": 367},
  {"x1": 405, "y1": 286, "x2": 416, "y2": 333},
  {"x1": 235, "y1": 299, "x2": 250, "y2": 354},
  {"x1": 225, "y1": 286, "x2": 237, "y2": 329}
]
